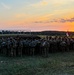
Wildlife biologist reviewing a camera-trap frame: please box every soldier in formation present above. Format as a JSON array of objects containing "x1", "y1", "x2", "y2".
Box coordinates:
[{"x1": 0, "y1": 36, "x2": 74, "y2": 57}]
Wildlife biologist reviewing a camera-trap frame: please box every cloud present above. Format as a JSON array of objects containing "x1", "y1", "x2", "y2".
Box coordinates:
[
  {"x1": 34, "y1": 17, "x2": 74, "y2": 23},
  {"x1": 59, "y1": 18, "x2": 74, "y2": 23},
  {"x1": 1, "y1": 2, "x2": 11, "y2": 10},
  {"x1": 31, "y1": 0, "x2": 48, "y2": 7},
  {"x1": 50, "y1": 18, "x2": 74, "y2": 23}
]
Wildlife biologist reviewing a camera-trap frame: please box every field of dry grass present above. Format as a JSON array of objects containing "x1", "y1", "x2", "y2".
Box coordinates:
[{"x1": 0, "y1": 52, "x2": 74, "y2": 75}]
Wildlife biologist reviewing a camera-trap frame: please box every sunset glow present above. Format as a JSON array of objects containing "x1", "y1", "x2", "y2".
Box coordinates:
[{"x1": 0, "y1": 0, "x2": 74, "y2": 31}]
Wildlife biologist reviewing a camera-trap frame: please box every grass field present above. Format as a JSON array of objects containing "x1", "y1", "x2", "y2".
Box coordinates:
[
  {"x1": 0, "y1": 34, "x2": 29, "y2": 36},
  {"x1": 0, "y1": 52, "x2": 74, "y2": 75}
]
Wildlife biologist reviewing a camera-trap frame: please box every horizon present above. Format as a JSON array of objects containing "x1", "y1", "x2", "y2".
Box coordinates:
[
  {"x1": 0, "y1": 30, "x2": 74, "y2": 32},
  {"x1": 0, "y1": 0, "x2": 74, "y2": 31}
]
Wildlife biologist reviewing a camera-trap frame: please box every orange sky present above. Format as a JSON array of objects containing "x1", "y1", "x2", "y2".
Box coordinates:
[{"x1": 0, "y1": 0, "x2": 74, "y2": 31}]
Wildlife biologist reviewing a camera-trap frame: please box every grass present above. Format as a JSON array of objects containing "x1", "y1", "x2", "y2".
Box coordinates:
[
  {"x1": 0, "y1": 34, "x2": 28, "y2": 36},
  {"x1": 0, "y1": 52, "x2": 74, "y2": 75}
]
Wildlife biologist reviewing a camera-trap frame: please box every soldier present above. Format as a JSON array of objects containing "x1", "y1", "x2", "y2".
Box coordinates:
[
  {"x1": 60, "y1": 38, "x2": 67, "y2": 52},
  {"x1": 0, "y1": 38, "x2": 3, "y2": 54},
  {"x1": 35, "y1": 39, "x2": 41, "y2": 55},
  {"x1": 40, "y1": 39, "x2": 49, "y2": 57},
  {"x1": 23, "y1": 39, "x2": 30, "y2": 55},
  {"x1": 9, "y1": 38, "x2": 15, "y2": 57},
  {"x1": 72, "y1": 38, "x2": 74, "y2": 51},
  {"x1": 12, "y1": 38, "x2": 17, "y2": 57},
  {"x1": 23, "y1": 39, "x2": 26, "y2": 55},
  {"x1": 16, "y1": 38, "x2": 20, "y2": 56},
  {"x1": 7, "y1": 38, "x2": 11, "y2": 56},
  {"x1": 18, "y1": 39, "x2": 23, "y2": 57},
  {"x1": 65, "y1": 37, "x2": 70, "y2": 52},
  {"x1": 48, "y1": 36, "x2": 53, "y2": 53},
  {"x1": 49, "y1": 37, "x2": 57, "y2": 53},
  {"x1": 69, "y1": 38, "x2": 74, "y2": 51},
  {"x1": 56, "y1": 37, "x2": 62, "y2": 52},
  {"x1": 29, "y1": 39, "x2": 36, "y2": 56},
  {"x1": 1, "y1": 38, "x2": 7, "y2": 56}
]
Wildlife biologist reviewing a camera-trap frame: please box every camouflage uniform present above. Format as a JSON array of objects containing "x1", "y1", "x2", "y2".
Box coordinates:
[
  {"x1": 40, "y1": 40, "x2": 49, "y2": 57},
  {"x1": 18, "y1": 39, "x2": 23, "y2": 57},
  {"x1": 1, "y1": 40, "x2": 7, "y2": 56},
  {"x1": 29, "y1": 40, "x2": 36, "y2": 56}
]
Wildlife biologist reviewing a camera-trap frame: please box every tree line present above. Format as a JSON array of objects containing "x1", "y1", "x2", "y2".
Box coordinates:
[{"x1": 0, "y1": 30, "x2": 74, "y2": 36}]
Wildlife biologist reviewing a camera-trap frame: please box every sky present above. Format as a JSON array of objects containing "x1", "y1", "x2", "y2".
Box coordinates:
[{"x1": 0, "y1": 0, "x2": 74, "y2": 31}]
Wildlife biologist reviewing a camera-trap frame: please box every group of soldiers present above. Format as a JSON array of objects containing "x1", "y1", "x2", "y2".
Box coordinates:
[{"x1": 0, "y1": 36, "x2": 74, "y2": 57}]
